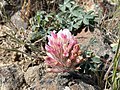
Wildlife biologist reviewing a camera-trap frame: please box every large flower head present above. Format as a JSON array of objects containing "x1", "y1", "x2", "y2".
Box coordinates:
[{"x1": 45, "y1": 29, "x2": 82, "y2": 73}]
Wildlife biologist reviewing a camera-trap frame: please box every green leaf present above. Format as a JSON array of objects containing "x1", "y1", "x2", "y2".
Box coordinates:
[
  {"x1": 36, "y1": 15, "x2": 41, "y2": 24},
  {"x1": 87, "y1": 11, "x2": 94, "y2": 15},
  {"x1": 74, "y1": 18, "x2": 80, "y2": 22},
  {"x1": 73, "y1": 20, "x2": 82, "y2": 28},
  {"x1": 56, "y1": 16, "x2": 63, "y2": 23},
  {"x1": 59, "y1": 5, "x2": 66, "y2": 12},
  {"x1": 73, "y1": 24, "x2": 79, "y2": 29},
  {"x1": 77, "y1": 20, "x2": 83, "y2": 25},
  {"x1": 72, "y1": 11, "x2": 83, "y2": 18},
  {"x1": 85, "y1": 15, "x2": 94, "y2": 19},
  {"x1": 70, "y1": 5, "x2": 78, "y2": 12},
  {"x1": 66, "y1": 3, "x2": 71, "y2": 8},
  {"x1": 89, "y1": 64, "x2": 96, "y2": 71},
  {"x1": 78, "y1": 14, "x2": 83, "y2": 19},
  {"x1": 64, "y1": 0, "x2": 70, "y2": 4},
  {"x1": 111, "y1": 43, "x2": 118, "y2": 52},
  {"x1": 48, "y1": 27, "x2": 54, "y2": 31},
  {"x1": 91, "y1": 56, "x2": 101, "y2": 63},
  {"x1": 70, "y1": 0, "x2": 75, "y2": 5},
  {"x1": 68, "y1": 26, "x2": 73, "y2": 31},
  {"x1": 31, "y1": 31, "x2": 41, "y2": 42},
  {"x1": 83, "y1": 18, "x2": 89, "y2": 25}
]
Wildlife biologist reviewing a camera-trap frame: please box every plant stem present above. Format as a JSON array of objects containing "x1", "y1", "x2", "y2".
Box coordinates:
[{"x1": 112, "y1": 39, "x2": 120, "y2": 90}]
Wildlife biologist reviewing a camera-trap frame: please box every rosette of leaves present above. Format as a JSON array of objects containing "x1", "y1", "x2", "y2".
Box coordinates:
[
  {"x1": 29, "y1": 11, "x2": 59, "y2": 42},
  {"x1": 79, "y1": 50, "x2": 102, "y2": 73},
  {"x1": 56, "y1": 0, "x2": 96, "y2": 31}
]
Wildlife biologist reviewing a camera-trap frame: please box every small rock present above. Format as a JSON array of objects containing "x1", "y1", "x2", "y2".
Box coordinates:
[
  {"x1": 0, "y1": 64, "x2": 24, "y2": 90},
  {"x1": 24, "y1": 66, "x2": 40, "y2": 85},
  {"x1": 24, "y1": 64, "x2": 46, "y2": 89},
  {"x1": 56, "y1": 72, "x2": 99, "y2": 90},
  {"x1": 10, "y1": 11, "x2": 28, "y2": 30}
]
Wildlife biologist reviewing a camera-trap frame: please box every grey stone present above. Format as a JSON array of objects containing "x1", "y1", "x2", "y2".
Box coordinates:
[
  {"x1": 0, "y1": 64, "x2": 24, "y2": 90},
  {"x1": 24, "y1": 64, "x2": 46, "y2": 89},
  {"x1": 10, "y1": 11, "x2": 28, "y2": 30}
]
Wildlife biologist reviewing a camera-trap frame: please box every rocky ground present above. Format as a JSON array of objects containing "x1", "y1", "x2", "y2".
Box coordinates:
[
  {"x1": 0, "y1": 10, "x2": 116, "y2": 90},
  {"x1": 0, "y1": 0, "x2": 119, "y2": 90}
]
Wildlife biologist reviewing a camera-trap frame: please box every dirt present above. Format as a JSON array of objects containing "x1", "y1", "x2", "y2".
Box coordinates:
[
  {"x1": 0, "y1": 20, "x2": 102, "y2": 90},
  {"x1": 0, "y1": 22, "x2": 114, "y2": 90},
  {"x1": 0, "y1": 0, "x2": 118, "y2": 90}
]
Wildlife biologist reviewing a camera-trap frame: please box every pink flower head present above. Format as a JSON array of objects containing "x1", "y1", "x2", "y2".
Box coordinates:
[{"x1": 45, "y1": 29, "x2": 82, "y2": 73}]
